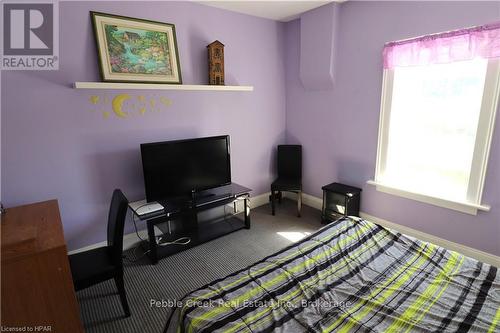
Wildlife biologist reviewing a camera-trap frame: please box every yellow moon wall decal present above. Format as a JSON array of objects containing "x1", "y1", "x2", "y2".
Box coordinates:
[{"x1": 112, "y1": 94, "x2": 131, "y2": 118}]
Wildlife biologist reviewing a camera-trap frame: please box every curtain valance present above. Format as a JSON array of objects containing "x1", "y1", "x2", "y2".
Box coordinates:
[{"x1": 383, "y1": 22, "x2": 500, "y2": 69}]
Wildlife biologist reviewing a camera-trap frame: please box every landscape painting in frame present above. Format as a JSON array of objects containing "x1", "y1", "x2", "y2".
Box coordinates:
[{"x1": 91, "y1": 12, "x2": 182, "y2": 84}]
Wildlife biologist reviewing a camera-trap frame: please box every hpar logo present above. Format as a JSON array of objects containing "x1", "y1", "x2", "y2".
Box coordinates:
[{"x1": 1, "y1": 1, "x2": 59, "y2": 70}]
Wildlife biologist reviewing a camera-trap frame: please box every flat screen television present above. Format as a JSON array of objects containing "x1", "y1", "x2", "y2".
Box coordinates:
[{"x1": 141, "y1": 135, "x2": 231, "y2": 202}]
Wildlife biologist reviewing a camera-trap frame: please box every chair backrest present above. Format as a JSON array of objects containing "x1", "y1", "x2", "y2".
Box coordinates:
[
  {"x1": 107, "y1": 189, "x2": 129, "y2": 266},
  {"x1": 277, "y1": 145, "x2": 302, "y2": 180}
]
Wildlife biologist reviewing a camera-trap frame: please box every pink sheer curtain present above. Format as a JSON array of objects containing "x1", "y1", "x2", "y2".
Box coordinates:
[{"x1": 383, "y1": 22, "x2": 500, "y2": 69}]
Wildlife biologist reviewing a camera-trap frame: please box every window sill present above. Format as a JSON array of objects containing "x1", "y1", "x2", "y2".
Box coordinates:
[{"x1": 366, "y1": 180, "x2": 490, "y2": 215}]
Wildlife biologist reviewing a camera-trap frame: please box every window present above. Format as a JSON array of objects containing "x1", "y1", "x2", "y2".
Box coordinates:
[{"x1": 370, "y1": 24, "x2": 500, "y2": 215}]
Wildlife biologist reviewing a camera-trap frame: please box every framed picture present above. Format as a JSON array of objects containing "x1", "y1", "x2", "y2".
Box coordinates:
[{"x1": 90, "y1": 11, "x2": 182, "y2": 84}]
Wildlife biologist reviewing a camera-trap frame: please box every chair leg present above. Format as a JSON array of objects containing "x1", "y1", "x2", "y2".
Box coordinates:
[
  {"x1": 297, "y1": 191, "x2": 302, "y2": 217},
  {"x1": 114, "y1": 272, "x2": 131, "y2": 317},
  {"x1": 278, "y1": 191, "x2": 282, "y2": 204},
  {"x1": 271, "y1": 190, "x2": 276, "y2": 215}
]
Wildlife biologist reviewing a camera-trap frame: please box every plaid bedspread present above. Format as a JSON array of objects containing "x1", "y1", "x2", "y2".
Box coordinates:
[{"x1": 165, "y1": 217, "x2": 500, "y2": 333}]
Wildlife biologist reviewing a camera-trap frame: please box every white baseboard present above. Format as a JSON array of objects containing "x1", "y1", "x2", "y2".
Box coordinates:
[
  {"x1": 68, "y1": 192, "x2": 271, "y2": 255},
  {"x1": 230, "y1": 191, "x2": 270, "y2": 211},
  {"x1": 282, "y1": 192, "x2": 322, "y2": 210},
  {"x1": 359, "y1": 212, "x2": 500, "y2": 268},
  {"x1": 68, "y1": 229, "x2": 149, "y2": 255},
  {"x1": 285, "y1": 192, "x2": 500, "y2": 267}
]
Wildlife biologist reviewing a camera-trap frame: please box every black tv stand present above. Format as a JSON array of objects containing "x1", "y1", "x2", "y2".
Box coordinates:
[
  {"x1": 193, "y1": 193, "x2": 232, "y2": 207},
  {"x1": 131, "y1": 183, "x2": 251, "y2": 264},
  {"x1": 191, "y1": 190, "x2": 216, "y2": 199}
]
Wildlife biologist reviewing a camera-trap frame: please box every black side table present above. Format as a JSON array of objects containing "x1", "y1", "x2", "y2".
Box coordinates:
[{"x1": 321, "y1": 182, "x2": 362, "y2": 224}]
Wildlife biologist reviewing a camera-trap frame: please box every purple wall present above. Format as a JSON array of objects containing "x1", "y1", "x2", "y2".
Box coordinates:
[
  {"x1": 3, "y1": 1, "x2": 500, "y2": 256},
  {"x1": 299, "y1": 3, "x2": 339, "y2": 90},
  {"x1": 285, "y1": 1, "x2": 500, "y2": 256},
  {"x1": 1, "y1": 1, "x2": 286, "y2": 250}
]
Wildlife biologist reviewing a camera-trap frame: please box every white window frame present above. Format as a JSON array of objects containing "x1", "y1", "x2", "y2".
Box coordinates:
[{"x1": 368, "y1": 59, "x2": 500, "y2": 215}]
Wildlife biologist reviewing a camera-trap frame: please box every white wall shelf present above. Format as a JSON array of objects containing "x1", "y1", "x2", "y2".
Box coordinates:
[{"x1": 73, "y1": 82, "x2": 253, "y2": 91}]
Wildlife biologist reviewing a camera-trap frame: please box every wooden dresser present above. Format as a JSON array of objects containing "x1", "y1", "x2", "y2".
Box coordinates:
[{"x1": 1, "y1": 200, "x2": 83, "y2": 332}]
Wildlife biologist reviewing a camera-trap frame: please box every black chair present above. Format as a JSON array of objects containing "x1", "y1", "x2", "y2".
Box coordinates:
[
  {"x1": 271, "y1": 145, "x2": 302, "y2": 217},
  {"x1": 69, "y1": 189, "x2": 131, "y2": 317}
]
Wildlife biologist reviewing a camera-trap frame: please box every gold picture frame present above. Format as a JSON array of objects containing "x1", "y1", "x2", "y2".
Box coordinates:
[{"x1": 91, "y1": 11, "x2": 182, "y2": 84}]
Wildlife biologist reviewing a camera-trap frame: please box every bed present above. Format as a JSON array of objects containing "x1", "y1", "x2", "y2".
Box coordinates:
[{"x1": 165, "y1": 217, "x2": 500, "y2": 332}]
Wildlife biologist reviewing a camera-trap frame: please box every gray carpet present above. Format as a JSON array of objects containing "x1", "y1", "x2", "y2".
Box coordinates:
[{"x1": 77, "y1": 199, "x2": 322, "y2": 333}]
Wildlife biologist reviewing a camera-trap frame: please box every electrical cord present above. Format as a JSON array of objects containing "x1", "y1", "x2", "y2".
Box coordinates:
[
  {"x1": 130, "y1": 203, "x2": 175, "y2": 242},
  {"x1": 126, "y1": 202, "x2": 164, "y2": 263},
  {"x1": 157, "y1": 236, "x2": 191, "y2": 246},
  {"x1": 124, "y1": 244, "x2": 150, "y2": 263},
  {"x1": 131, "y1": 202, "x2": 159, "y2": 242},
  {"x1": 124, "y1": 204, "x2": 153, "y2": 262},
  {"x1": 127, "y1": 202, "x2": 192, "y2": 262}
]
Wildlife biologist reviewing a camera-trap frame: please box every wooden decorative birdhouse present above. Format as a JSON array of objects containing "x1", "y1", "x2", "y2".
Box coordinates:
[{"x1": 207, "y1": 40, "x2": 225, "y2": 85}]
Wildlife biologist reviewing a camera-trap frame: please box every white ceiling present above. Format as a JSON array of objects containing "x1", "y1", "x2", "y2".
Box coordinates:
[{"x1": 196, "y1": 1, "x2": 341, "y2": 22}]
